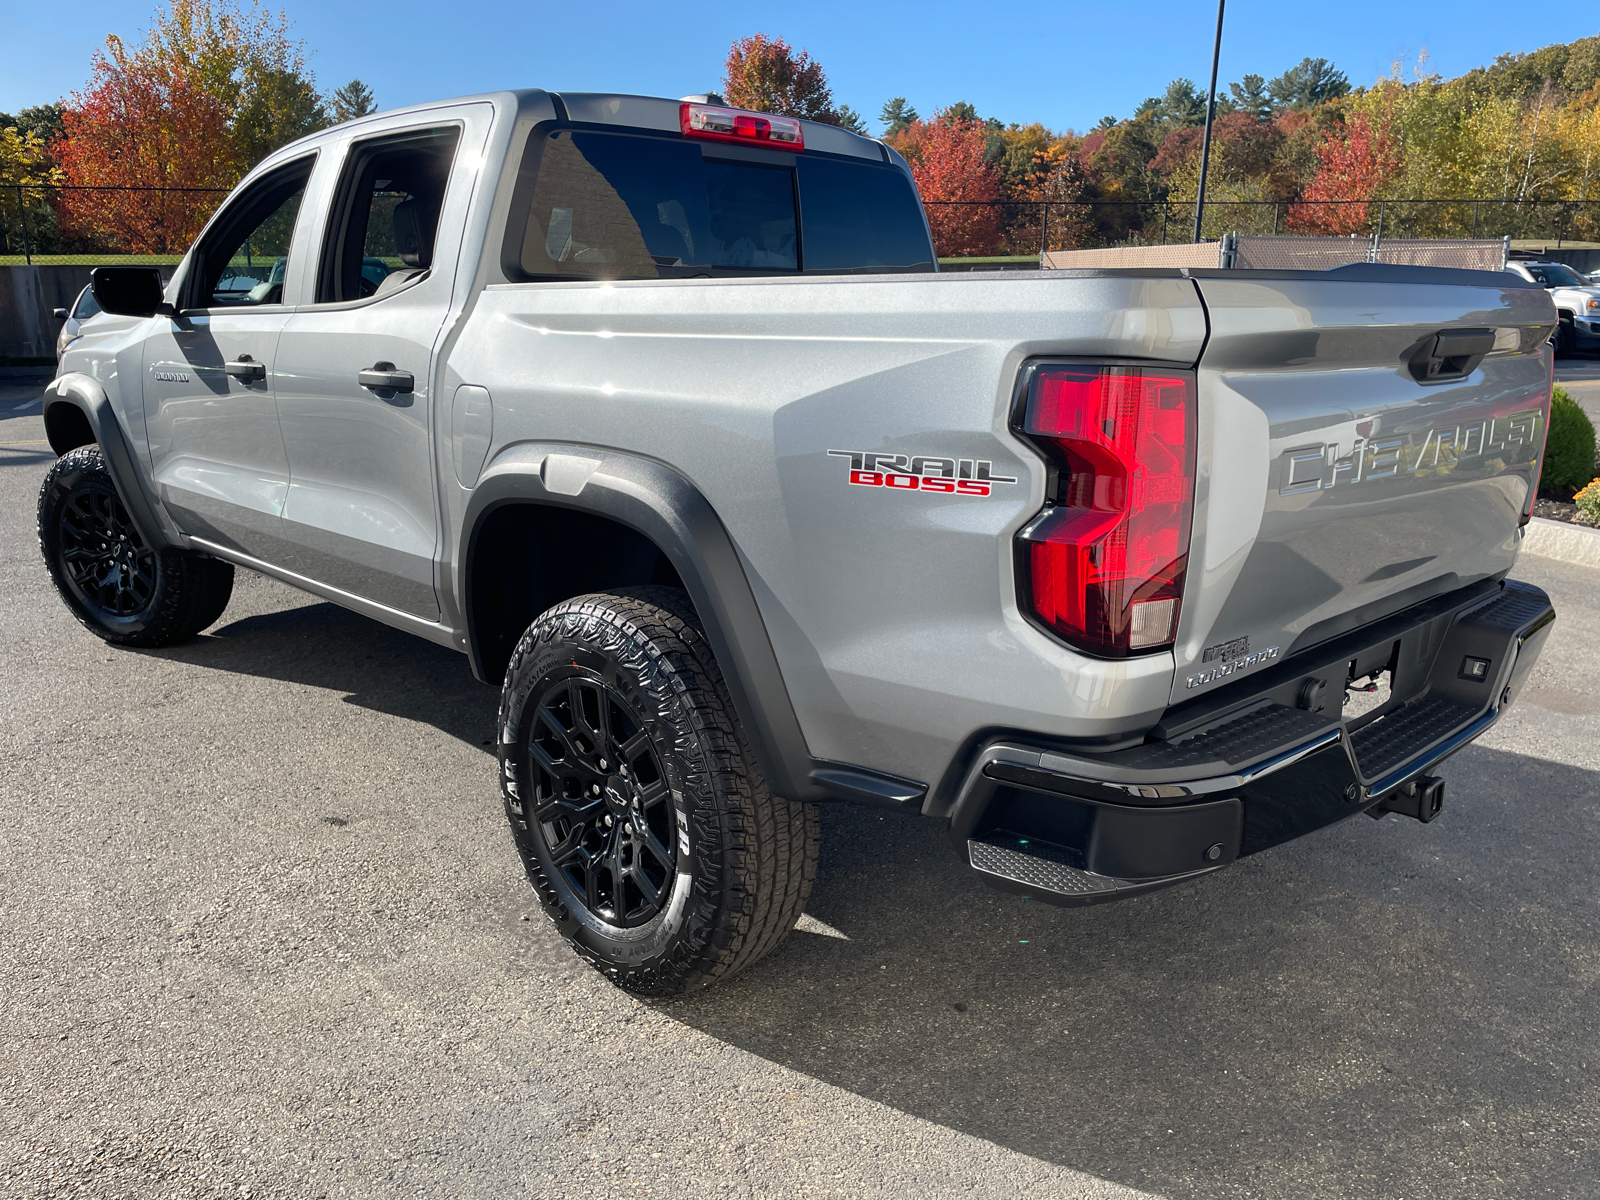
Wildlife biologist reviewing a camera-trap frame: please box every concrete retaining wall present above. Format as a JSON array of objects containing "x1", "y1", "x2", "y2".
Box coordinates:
[
  {"x1": 0, "y1": 264, "x2": 175, "y2": 361},
  {"x1": 0, "y1": 265, "x2": 94, "y2": 359}
]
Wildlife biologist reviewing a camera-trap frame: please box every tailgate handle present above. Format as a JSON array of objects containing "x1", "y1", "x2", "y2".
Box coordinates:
[{"x1": 1409, "y1": 328, "x2": 1495, "y2": 382}]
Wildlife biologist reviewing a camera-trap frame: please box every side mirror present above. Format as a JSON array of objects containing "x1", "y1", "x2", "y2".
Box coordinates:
[
  {"x1": 52, "y1": 308, "x2": 68, "y2": 320},
  {"x1": 90, "y1": 266, "x2": 170, "y2": 317}
]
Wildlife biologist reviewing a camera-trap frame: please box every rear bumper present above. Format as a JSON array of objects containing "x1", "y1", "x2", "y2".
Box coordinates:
[{"x1": 951, "y1": 578, "x2": 1555, "y2": 906}]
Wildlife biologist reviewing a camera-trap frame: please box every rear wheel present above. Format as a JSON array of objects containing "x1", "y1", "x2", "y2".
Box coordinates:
[
  {"x1": 37, "y1": 445, "x2": 234, "y2": 647},
  {"x1": 498, "y1": 587, "x2": 818, "y2": 996}
]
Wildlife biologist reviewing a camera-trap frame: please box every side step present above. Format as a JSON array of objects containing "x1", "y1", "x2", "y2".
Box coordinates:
[{"x1": 967, "y1": 832, "x2": 1220, "y2": 907}]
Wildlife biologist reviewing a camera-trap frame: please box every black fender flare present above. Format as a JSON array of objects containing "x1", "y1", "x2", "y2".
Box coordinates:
[
  {"x1": 41, "y1": 373, "x2": 171, "y2": 551},
  {"x1": 460, "y1": 445, "x2": 925, "y2": 809}
]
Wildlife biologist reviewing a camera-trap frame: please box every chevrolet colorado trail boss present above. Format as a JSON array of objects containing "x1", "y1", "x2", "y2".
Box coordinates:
[{"x1": 40, "y1": 91, "x2": 1557, "y2": 995}]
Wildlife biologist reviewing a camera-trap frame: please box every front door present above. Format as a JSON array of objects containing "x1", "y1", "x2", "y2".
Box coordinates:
[
  {"x1": 272, "y1": 123, "x2": 471, "y2": 618},
  {"x1": 142, "y1": 157, "x2": 314, "y2": 566}
]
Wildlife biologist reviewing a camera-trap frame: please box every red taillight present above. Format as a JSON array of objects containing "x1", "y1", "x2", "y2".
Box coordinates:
[
  {"x1": 680, "y1": 103, "x2": 805, "y2": 151},
  {"x1": 1016, "y1": 365, "x2": 1196, "y2": 657}
]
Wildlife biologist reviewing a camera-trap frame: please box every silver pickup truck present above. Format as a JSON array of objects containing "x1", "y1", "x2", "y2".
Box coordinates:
[{"x1": 40, "y1": 90, "x2": 1557, "y2": 995}]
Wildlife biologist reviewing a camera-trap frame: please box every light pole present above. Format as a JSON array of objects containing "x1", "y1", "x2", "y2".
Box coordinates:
[{"x1": 1192, "y1": 0, "x2": 1226, "y2": 243}]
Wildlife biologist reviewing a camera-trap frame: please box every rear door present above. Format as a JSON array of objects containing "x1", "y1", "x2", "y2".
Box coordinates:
[
  {"x1": 271, "y1": 108, "x2": 487, "y2": 618},
  {"x1": 1174, "y1": 268, "x2": 1555, "y2": 700},
  {"x1": 141, "y1": 156, "x2": 315, "y2": 566}
]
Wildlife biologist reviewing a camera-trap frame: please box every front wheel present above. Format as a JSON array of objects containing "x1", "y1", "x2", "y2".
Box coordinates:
[
  {"x1": 1556, "y1": 316, "x2": 1577, "y2": 357},
  {"x1": 498, "y1": 587, "x2": 818, "y2": 996},
  {"x1": 37, "y1": 445, "x2": 234, "y2": 647}
]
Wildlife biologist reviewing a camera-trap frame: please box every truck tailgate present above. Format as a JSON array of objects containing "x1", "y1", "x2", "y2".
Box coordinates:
[{"x1": 1174, "y1": 268, "x2": 1554, "y2": 701}]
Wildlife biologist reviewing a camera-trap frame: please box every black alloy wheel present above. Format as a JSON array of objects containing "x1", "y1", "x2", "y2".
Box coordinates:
[
  {"x1": 57, "y1": 481, "x2": 158, "y2": 619},
  {"x1": 38, "y1": 444, "x2": 236, "y2": 647},
  {"x1": 526, "y1": 671, "x2": 678, "y2": 928},
  {"x1": 500, "y1": 587, "x2": 819, "y2": 996}
]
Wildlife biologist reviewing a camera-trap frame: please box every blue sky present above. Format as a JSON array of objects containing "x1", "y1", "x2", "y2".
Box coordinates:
[{"x1": 3, "y1": 2, "x2": 1596, "y2": 135}]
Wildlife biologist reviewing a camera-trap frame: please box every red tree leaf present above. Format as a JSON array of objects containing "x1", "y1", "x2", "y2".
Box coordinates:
[
  {"x1": 54, "y1": 45, "x2": 240, "y2": 253},
  {"x1": 891, "y1": 113, "x2": 1004, "y2": 256},
  {"x1": 1288, "y1": 112, "x2": 1400, "y2": 234}
]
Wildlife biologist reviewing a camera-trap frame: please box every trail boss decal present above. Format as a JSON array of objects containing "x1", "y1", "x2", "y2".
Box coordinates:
[{"x1": 827, "y1": 450, "x2": 1018, "y2": 497}]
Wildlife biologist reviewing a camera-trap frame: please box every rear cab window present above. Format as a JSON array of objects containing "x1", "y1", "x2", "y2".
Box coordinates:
[{"x1": 503, "y1": 126, "x2": 934, "y2": 281}]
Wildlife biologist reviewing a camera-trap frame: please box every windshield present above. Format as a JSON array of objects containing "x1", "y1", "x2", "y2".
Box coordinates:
[
  {"x1": 1526, "y1": 263, "x2": 1588, "y2": 287},
  {"x1": 71, "y1": 286, "x2": 101, "y2": 320}
]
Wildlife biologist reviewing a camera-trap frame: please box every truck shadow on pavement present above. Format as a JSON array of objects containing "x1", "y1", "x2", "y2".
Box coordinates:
[
  {"x1": 156, "y1": 589, "x2": 1597, "y2": 1198},
  {"x1": 666, "y1": 747, "x2": 1600, "y2": 1200},
  {"x1": 153, "y1": 587, "x2": 501, "y2": 746}
]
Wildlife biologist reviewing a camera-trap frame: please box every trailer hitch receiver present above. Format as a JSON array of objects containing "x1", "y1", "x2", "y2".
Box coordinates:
[{"x1": 1371, "y1": 774, "x2": 1446, "y2": 823}]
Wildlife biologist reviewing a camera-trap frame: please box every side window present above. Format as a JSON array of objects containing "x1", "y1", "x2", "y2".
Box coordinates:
[
  {"x1": 73, "y1": 286, "x2": 101, "y2": 320},
  {"x1": 189, "y1": 158, "x2": 313, "y2": 309},
  {"x1": 318, "y1": 126, "x2": 462, "y2": 303},
  {"x1": 509, "y1": 130, "x2": 800, "y2": 280}
]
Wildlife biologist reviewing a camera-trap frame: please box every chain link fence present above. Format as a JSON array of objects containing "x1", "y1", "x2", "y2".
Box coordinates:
[
  {"x1": 924, "y1": 197, "x2": 1600, "y2": 259},
  {"x1": 8, "y1": 184, "x2": 1600, "y2": 266},
  {"x1": 1, "y1": 184, "x2": 231, "y2": 265}
]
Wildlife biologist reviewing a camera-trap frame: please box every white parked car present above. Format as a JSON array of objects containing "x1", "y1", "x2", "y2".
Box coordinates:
[{"x1": 1505, "y1": 260, "x2": 1600, "y2": 353}]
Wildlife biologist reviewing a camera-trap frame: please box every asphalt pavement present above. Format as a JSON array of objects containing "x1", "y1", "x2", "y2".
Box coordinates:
[{"x1": 3, "y1": 382, "x2": 1599, "y2": 1199}]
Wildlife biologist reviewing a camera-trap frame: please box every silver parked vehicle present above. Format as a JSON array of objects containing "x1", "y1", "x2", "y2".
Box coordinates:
[
  {"x1": 39, "y1": 91, "x2": 1557, "y2": 994},
  {"x1": 51, "y1": 284, "x2": 101, "y2": 358}
]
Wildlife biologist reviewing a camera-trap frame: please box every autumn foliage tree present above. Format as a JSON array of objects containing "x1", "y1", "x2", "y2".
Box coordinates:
[
  {"x1": 54, "y1": 47, "x2": 238, "y2": 252},
  {"x1": 1012, "y1": 146, "x2": 1091, "y2": 251},
  {"x1": 124, "y1": 0, "x2": 325, "y2": 169},
  {"x1": 721, "y1": 34, "x2": 839, "y2": 124},
  {"x1": 52, "y1": 0, "x2": 329, "y2": 253},
  {"x1": 1289, "y1": 111, "x2": 1401, "y2": 233},
  {"x1": 891, "y1": 112, "x2": 1004, "y2": 256}
]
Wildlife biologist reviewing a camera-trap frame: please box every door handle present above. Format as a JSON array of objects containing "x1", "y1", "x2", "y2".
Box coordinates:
[
  {"x1": 224, "y1": 354, "x2": 266, "y2": 381},
  {"x1": 358, "y1": 362, "x2": 415, "y2": 393}
]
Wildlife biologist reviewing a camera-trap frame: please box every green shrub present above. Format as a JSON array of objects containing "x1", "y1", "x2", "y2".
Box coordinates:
[{"x1": 1542, "y1": 386, "x2": 1597, "y2": 495}]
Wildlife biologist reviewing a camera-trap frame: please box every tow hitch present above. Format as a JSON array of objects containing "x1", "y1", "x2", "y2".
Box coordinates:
[{"x1": 1370, "y1": 774, "x2": 1446, "y2": 823}]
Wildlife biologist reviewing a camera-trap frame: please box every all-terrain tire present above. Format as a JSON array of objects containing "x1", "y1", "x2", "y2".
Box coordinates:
[
  {"x1": 498, "y1": 586, "x2": 819, "y2": 996},
  {"x1": 37, "y1": 445, "x2": 235, "y2": 647}
]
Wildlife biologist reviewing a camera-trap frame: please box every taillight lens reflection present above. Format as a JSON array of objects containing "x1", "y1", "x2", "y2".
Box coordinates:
[{"x1": 1017, "y1": 365, "x2": 1196, "y2": 657}]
